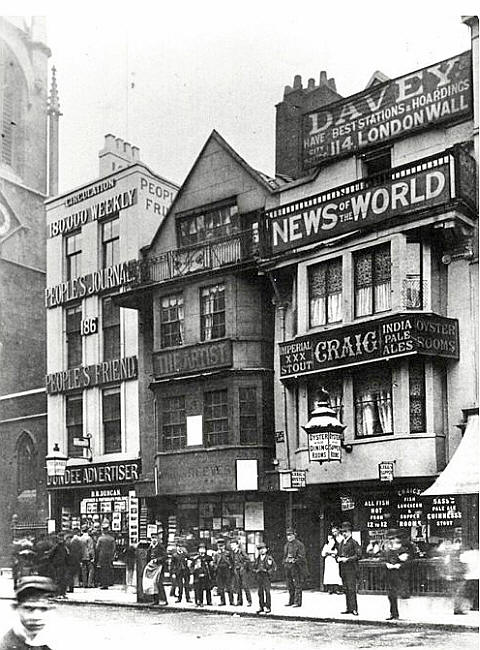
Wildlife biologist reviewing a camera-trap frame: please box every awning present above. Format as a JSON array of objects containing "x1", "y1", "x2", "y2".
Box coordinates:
[{"x1": 423, "y1": 413, "x2": 479, "y2": 496}]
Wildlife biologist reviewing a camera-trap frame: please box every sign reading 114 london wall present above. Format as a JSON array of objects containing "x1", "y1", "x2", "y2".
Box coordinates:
[{"x1": 302, "y1": 51, "x2": 472, "y2": 169}]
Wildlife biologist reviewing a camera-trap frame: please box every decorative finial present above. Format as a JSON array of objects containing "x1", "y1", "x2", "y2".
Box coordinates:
[{"x1": 47, "y1": 66, "x2": 62, "y2": 116}]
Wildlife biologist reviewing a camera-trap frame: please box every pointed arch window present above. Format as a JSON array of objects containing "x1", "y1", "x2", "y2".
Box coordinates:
[
  {"x1": 0, "y1": 40, "x2": 27, "y2": 174},
  {"x1": 17, "y1": 432, "x2": 37, "y2": 494}
]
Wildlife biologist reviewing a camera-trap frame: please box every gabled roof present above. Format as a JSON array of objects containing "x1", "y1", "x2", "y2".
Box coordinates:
[{"x1": 148, "y1": 129, "x2": 278, "y2": 251}]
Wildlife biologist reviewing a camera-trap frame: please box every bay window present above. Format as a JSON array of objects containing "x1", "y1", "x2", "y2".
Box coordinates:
[
  {"x1": 309, "y1": 258, "x2": 342, "y2": 327},
  {"x1": 354, "y1": 366, "x2": 393, "y2": 437},
  {"x1": 160, "y1": 293, "x2": 184, "y2": 348},
  {"x1": 200, "y1": 284, "x2": 225, "y2": 340},
  {"x1": 161, "y1": 395, "x2": 186, "y2": 451},
  {"x1": 354, "y1": 244, "x2": 391, "y2": 317},
  {"x1": 204, "y1": 389, "x2": 229, "y2": 447}
]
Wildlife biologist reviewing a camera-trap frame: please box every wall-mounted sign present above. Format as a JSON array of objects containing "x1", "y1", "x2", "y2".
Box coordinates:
[
  {"x1": 340, "y1": 496, "x2": 355, "y2": 511},
  {"x1": 308, "y1": 431, "x2": 342, "y2": 463},
  {"x1": 48, "y1": 188, "x2": 136, "y2": 238},
  {"x1": 46, "y1": 355, "x2": 138, "y2": 394},
  {"x1": 152, "y1": 340, "x2": 233, "y2": 378},
  {"x1": 379, "y1": 461, "x2": 395, "y2": 482},
  {"x1": 268, "y1": 158, "x2": 452, "y2": 253},
  {"x1": 45, "y1": 260, "x2": 138, "y2": 309},
  {"x1": 364, "y1": 496, "x2": 393, "y2": 529},
  {"x1": 128, "y1": 491, "x2": 139, "y2": 545},
  {"x1": 64, "y1": 179, "x2": 117, "y2": 208},
  {"x1": 302, "y1": 51, "x2": 472, "y2": 170},
  {"x1": 291, "y1": 470, "x2": 307, "y2": 489},
  {"x1": 426, "y1": 496, "x2": 462, "y2": 527},
  {"x1": 80, "y1": 318, "x2": 98, "y2": 336},
  {"x1": 46, "y1": 459, "x2": 141, "y2": 489},
  {"x1": 279, "y1": 314, "x2": 459, "y2": 378}
]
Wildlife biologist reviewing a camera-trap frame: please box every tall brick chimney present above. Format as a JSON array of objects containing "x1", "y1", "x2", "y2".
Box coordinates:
[{"x1": 98, "y1": 134, "x2": 141, "y2": 176}]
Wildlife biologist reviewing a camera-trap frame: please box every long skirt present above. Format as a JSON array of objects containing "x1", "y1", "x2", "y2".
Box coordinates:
[{"x1": 142, "y1": 561, "x2": 163, "y2": 595}]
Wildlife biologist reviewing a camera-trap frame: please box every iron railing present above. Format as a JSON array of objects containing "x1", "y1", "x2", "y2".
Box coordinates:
[{"x1": 358, "y1": 559, "x2": 449, "y2": 595}]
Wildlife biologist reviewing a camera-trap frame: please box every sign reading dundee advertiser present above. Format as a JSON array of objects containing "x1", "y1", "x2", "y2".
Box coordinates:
[{"x1": 302, "y1": 51, "x2": 472, "y2": 170}]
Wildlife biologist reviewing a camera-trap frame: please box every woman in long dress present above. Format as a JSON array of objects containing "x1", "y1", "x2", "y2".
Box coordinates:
[
  {"x1": 321, "y1": 533, "x2": 342, "y2": 594},
  {"x1": 142, "y1": 533, "x2": 168, "y2": 605}
]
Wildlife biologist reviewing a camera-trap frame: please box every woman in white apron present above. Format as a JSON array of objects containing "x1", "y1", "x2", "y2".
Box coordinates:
[{"x1": 321, "y1": 533, "x2": 342, "y2": 594}]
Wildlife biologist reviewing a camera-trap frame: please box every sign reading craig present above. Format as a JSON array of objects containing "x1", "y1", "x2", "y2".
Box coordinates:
[
  {"x1": 303, "y1": 51, "x2": 472, "y2": 169},
  {"x1": 269, "y1": 155, "x2": 452, "y2": 253}
]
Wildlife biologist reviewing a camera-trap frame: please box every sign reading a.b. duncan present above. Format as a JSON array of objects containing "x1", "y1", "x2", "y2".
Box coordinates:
[
  {"x1": 303, "y1": 51, "x2": 472, "y2": 169},
  {"x1": 279, "y1": 314, "x2": 459, "y2": 378}
]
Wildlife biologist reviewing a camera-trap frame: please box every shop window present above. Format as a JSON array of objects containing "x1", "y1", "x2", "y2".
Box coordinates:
[
  {"x1": 66, "y1": 303, "x2": 82, "y2": 369},
  {"x1": 103, "y1": 387, "x2": 121, "y2": 454},
  {"x1": 16, "y1": 432, "x2": 36, "y2": 494},
  {"x1": 354, "y1": 366, "x2": 393, "y2": 437},
  {"x1": 239, "y1": 387, "x2": 258, "y2": 445},
  {"x1": 409, "y1": 359, "x2": 426, "y2": 433},
  {"x1": 177, "y1": 203, "x2": 239, "y2": 247},
  {"x1": 103, "y1": 296, "x2": 120, "y2": 360},
  {"x1": 308, "y1": 258, "x2": 343, "y2": 327},
  {"x1": 200, "y1": 284, "x2": 225, "y2": 341},
  {"x1": 161, "y1": 395, "x2": 186, "y2": 451},
  {"x1": 160, "y1": 293, "x2": 184, "y2": 348},
  {"x1": 101, "y1": 217, "x2": 120, "y2": 268},
  {"x1": 354, "y1": 244, "x2": 391, "y2": 317},
  {"x1": 66, "y1": 393, "x2": 83, "y2": 458},
  {"x1": 65, "y1": 232, "x2": 81, "y2": 281},
  {"x1": 307, "y1": 373, "x2": 344, "y2": 422},
  {"x1": 204, "y1": 389, "x2": 229, "y2": 447}
]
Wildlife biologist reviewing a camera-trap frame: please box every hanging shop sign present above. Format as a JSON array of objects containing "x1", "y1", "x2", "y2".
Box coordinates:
[
  {"x1": 46, "y1": 355, "x2": 138, "y2": 394},
  {"x1": 46, "y1": 459, "x2": 141, "y2": 489},
  {"x1": 48, "y1": 187, "x2": 136, "y2": 238},
  {"x1": 268, "y1": 157, "x2": 452, "y2": 254},
  {"x1": 308, "y1": 431, "x2": 342, "y2": 463},
  {"x1": 302, "y1": 51, "x2": 472, "y2": 169},
  {"x1": 379, "y1": 461, "x2": 395, "y2": 482},
  {"x1": 152, "y1": 340, "x2": 233, "y2": 379},
  {"x1": 291, "y1": 470, "x2": 307, "y2": 489},
  {"x1": 45, "y1": 259, "x2": 138, "y2": 309},
  {"x1": 279, "y1": 313, "x2": 459, "y2": 378}
]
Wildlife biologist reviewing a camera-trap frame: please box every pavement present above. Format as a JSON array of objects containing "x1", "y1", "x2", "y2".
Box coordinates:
[{"x1": 0, "y1": 569, "x2": 477, "y2": 631}]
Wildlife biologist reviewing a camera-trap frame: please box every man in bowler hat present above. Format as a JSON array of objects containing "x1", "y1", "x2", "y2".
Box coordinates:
[
  {"x1": 337, "y1": 522, "x2": 362, "y2": 615},
  {"x1": 283, "y1": 528, "x2": 307, "y2": 607}
]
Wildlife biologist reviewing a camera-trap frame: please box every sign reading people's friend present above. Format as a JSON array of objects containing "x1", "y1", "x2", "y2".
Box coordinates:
[{"x1": 46, "y1": 356, "x2": 138, "y2": 394}]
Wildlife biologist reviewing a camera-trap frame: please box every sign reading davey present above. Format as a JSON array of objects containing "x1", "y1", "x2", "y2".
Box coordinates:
[
  {"x1": 279, "y1": 314, "x2": 459, "y2": 378},
  {"x1": 269, "y1": 158, "x2": 451, "y2": 253},
  {"x1": 153, "y1": 340, "x2": 232, "y2": 378},
  {"x1": 303, "y1": 51, "x2": 472, "y2": 169},
  {"x1": 47, "y1": 459, "x2": 141, "y2": 489}
]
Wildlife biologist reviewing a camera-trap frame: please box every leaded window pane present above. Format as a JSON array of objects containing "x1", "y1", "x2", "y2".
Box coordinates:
[
  {"x1": 239, "y1": 386, "x2": 258, "y2": 445},
  {"x1": 354, "y1": 367, "x2": 393, "y2": 437},
  {"x1": 204, "y1": 389, "x2": 229, "y2": 447},
  {"x1": 160, "y1": 293, "x2": 184, "y2": 348},
  {"x1": 161, "y1": 396, "x2": 186, "y2": 451}
]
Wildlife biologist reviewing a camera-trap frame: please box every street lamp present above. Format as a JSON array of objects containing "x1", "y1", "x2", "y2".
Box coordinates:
[
  {"x1": 45, "y1": 443, "x2": 68, "y2": 478},
  {"x1": 302, "y1": 389, "x2": 350, "y2": 462}
]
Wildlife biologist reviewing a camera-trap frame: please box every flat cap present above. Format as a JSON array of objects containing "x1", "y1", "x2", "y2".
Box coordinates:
[
  {"x1": 285, "y1": 528, "x2": 295, "y2": 535},
  {"x1": 340, "y1": 521, "x2": 352, "y2": 531},
  {"x1": 256, "y1": 542, "x2": 267, "y2": 549},
  {"x1": 16, "y1": 576, "x2": 56, "y2": 601}
]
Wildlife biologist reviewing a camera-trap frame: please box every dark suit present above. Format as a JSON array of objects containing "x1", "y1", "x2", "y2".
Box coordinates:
[
  {"x1": 283, "y1": 538, "x2": 307, "y2": 606},
  {"x1": 337, "y1": 536, "x2": 362, "y2": 613}
]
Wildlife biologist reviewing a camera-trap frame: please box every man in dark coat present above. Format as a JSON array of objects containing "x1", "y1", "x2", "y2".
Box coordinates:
[
  {"x1": 66, "y1": 529, "x2": 82, "y2": 592},
  {"x1": 95, "y1": 523, "x2": 116, "y2": 590},
  {"x1": 49, "y1": 532, "x2": 69, "y2": 598},
  {"x1": 191, "y1": 544, "x2": 214, "y2": 606},
  {"x1": 283, "y1": 528, "x2": 307, "y2": 607},
  {"x1": 337, "y1": 521, "x2": 362, "y2": 615},
  {"x1": 171, "y1": 541, "x2": 191, "y2": 603},
  {"x1": 213, "y1": 539, "x2": 234, "y2": 605},
  {"x1": 383, "y1": 533, "x2": 410, "y2": 620},
  {"x1": 230, "y1": 539, "x2": 252, "y2": 606}
]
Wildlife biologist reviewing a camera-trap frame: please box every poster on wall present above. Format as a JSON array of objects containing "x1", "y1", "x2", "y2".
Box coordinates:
[{"x1": 245, "y1": 502, "x2": 265, "y2": 531}]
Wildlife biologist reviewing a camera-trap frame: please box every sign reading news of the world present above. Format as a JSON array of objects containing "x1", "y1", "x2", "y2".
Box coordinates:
[{"x1": 302, "y1": 51, "x2": 472, "y2": 169}]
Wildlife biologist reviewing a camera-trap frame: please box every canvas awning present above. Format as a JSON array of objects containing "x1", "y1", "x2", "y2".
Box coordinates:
[{"x1": 423, "y1": 413, "x2": 479, "y2": 496}]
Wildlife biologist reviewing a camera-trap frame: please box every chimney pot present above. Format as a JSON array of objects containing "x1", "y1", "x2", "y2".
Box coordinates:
[
  {"x1": 293, "y1": 74, "x2": 302, "y2": 90},
  {"x1": 307, "y1": 78, "x2": 315, "y2": 90},
  {"x1": 115, "y1": 137, "x2": 123, "y2": 150},
  {"x1": 328, "y1": 78, "x2": 337, "y2": 92},
  {"x1": 124, "y1": 142, "x2": 132, "y2": 158},
  {"x1": 320, "y1": 71, "x2": 328, "y2": 85},
  {"x1": 132, "y1": 146, "x2": 140, "y2": 160}
]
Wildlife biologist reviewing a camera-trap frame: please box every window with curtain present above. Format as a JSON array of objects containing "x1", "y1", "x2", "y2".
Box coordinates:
[
  {"x1": 354, "y1": 366, "x2": 393, "y2": 437},
  {"x1": 161, "y1": 396, "x2": 186, "y2": 451},
  {"x1": 204, "y1": 389, "x2": 229, "y2": 447},
  {"x1": 101, "y1": 217, "x2": 120, "y2": 268},
  {"x1": 308, "y1": 258, "x2": 343, "y2": 327},
  {"x1": 307, "y1": 373, "x2": 344, "y2": 423},
  {"x1": 103, "y1": 387, "x2": 121, "y2": 453},
  {"x1": 177, "y1": 204, "x2": 239, "y2": 247},
  {"x1": 239, "y1": 386, "x2": 258, "y2": 445},
  {"x1": 66, "y1": 393, "x2": 83, "y2": 458},
  {"x1": 200, "y1": 284, "x2": 225, "y2": 341},
  {"x1": 65, "y1": 232, "x2": 82, "y2": 281},
  {"x1": 17, "y1": 433, "x2": 36, "y2": 493},
  {"x1": 354, "y1": 244, "x2": 391, "y2": 317},
  {"x1": 103, "y1": 296, "x2": 120, "y2": 360},
  {"x1": 66, "y1": 303, "x2": 82, "y2": 369},
  {"x1": 160, "y1": 293, "x2": 184, "y2": 348},
  {"x1": 409, "y1": 359, "x2": 426, "y2": 433}
]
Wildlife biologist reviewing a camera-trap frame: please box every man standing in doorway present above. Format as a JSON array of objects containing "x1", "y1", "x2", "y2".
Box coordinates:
[
  {"x1": 283, "y1": 528, "x2": 307, "y2": 607},
  {"x1": 337, "y1": 521, "x2": 361, "y2": 616}
]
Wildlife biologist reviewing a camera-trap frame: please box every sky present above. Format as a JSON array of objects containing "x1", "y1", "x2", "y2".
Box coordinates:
[{"x1": 6, "y1": 1, "x2": 479, "y2": 192}]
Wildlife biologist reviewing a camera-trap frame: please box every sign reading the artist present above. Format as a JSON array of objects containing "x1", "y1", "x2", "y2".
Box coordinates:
[
  {"x1": 302, "y1": 51, "x2": 472, "y2": 169},
  {"x1": 279, "y1": 314, "x2": 459, "y2": 378},
  {"x1": 153, "y1": 340, "x2": 233, "y2": 378},
  {"x1": 268, "y1": 159, "x2": 451, "y2": 253},
  {"x1": 46, "y1": 355, "x2": 138, "y2": 394},
  {"x1": 308, "y1": 431, "x2": 342, "y2": 463},
  {"x1": 46, "y1": 459, "x2": 141, "y2": 489}
]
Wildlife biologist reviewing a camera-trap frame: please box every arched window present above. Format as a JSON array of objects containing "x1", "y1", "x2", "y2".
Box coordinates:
[
  {"x1": 16, "y1": 431, "x2": 37, "y2": 494},
  {"x1": 0, "y1": 39, "x2": 26, "y2": 175}
]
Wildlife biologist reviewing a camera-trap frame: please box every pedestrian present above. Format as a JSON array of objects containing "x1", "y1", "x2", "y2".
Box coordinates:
[
  {"x1": 49, "y1": 532, "x2": 69, "y2": 598},
  {"x1": 90, "y1": 522, "x2": 102, "y2": 587},
  {"x1": 213, "y1": 538, "x2": 234, "y2": 606},
  {"x1": 331, "y1": 525, "x2": 344, "y2": 548},
  {"x1": 253, "y1": 542, "x2": 276, "y2": 614},
  {"x1": 95, "y1": 523, "x2": 116, "y2": 590},
  {"x1": 461, "y1": 547, "x2": 479, "y2": 611},
  {"x1": 230, "y1": 539, "x2": 252, "y2": 606},
  {"x1": 443, "y1": 538, "x2": 467, "y2": 614},
  {"x1": 383, "y1": 533, "x2": 409, "y2": 620},
  {"x1": 0, "y1": 576, "x2": 57, "y2": 650},
  {"x1": 283, "y1": 528, "x2": 307, "y2": 608},
  {"x1": 165, "y1": 546, "x2": 177, "y2": 598},
  {"x1": 34, "y1": 534, "x2": 55, "y2": 580},
  {"x1": 337, "y1": 522, "x2": 361, "y2": 616},
  {"x1": 171, "y1": 540, "x2": 192, "y2": 603},
  {"x1": 191, "y1": 544, "x2": 213, "y2": 606},
  {"x1": 321, "y1": 533, "x2": 342, "y2": 594},
  {"x1": 66, "y1": 528, "x2": 82, "y2": 592},
  {"x1": 78, "y1": 524, "x2": 95, "y2": 588},
  {"x1": 143, "y1": 532, "x2": 168, "y2": 606}
]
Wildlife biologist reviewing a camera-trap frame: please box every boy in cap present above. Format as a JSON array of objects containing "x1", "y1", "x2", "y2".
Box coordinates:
[
  {"x1": 1, "y1": 576, "x2": 57, "y2": 650},
  {"x1": 283, "y1": 528, "x2": 307, "y2": 607},
  {"x1": 253, "y1": 542, "x2": 276, "y2": 614},
  {"x1": 230, "y1": 539, "x2": 252, "y2": 606},
  {"x1": 191, "y1": 544, "x2": 213, "y2": 606},
  {"x1": 213, "y1": 538, "x2": 234, "y2": 606},
  {"x1": 337, "y1": 522, "x2": 362, "y2": 616}
]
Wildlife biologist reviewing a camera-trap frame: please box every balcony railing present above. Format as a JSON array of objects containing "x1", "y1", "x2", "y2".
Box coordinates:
[{"x1": 402, "y1": 276, "x2": 427, "y2": 310}]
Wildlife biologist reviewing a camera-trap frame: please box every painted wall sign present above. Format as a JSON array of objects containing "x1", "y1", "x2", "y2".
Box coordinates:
[
  {"x1": 64, "y1": 179, "x2": 117, "y2": 208},
  {"x1": 153, "y1": 340, "x2": 233, "y2": 378},
  {"x1": 48, "y1": 188, "x2": 137, "y2": 238},
  {"x1": 46, "y1": 355, "x2": 138, "y2": 394},
  {"x1": 45, "y1": 259, "x2": 138, "y2": 308},
  {"x1": 269, "y1": 158, "x2": 451, "y2": 253},
  {"x1": 279, "y1": 314, "x2": 459, "y2": 378},
  {"x1": 46, "y1": 459, "x2": 141, "y2": 489},
  {"x1": 303, "y1": 51, "x2": 472, "y2": 169}
]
